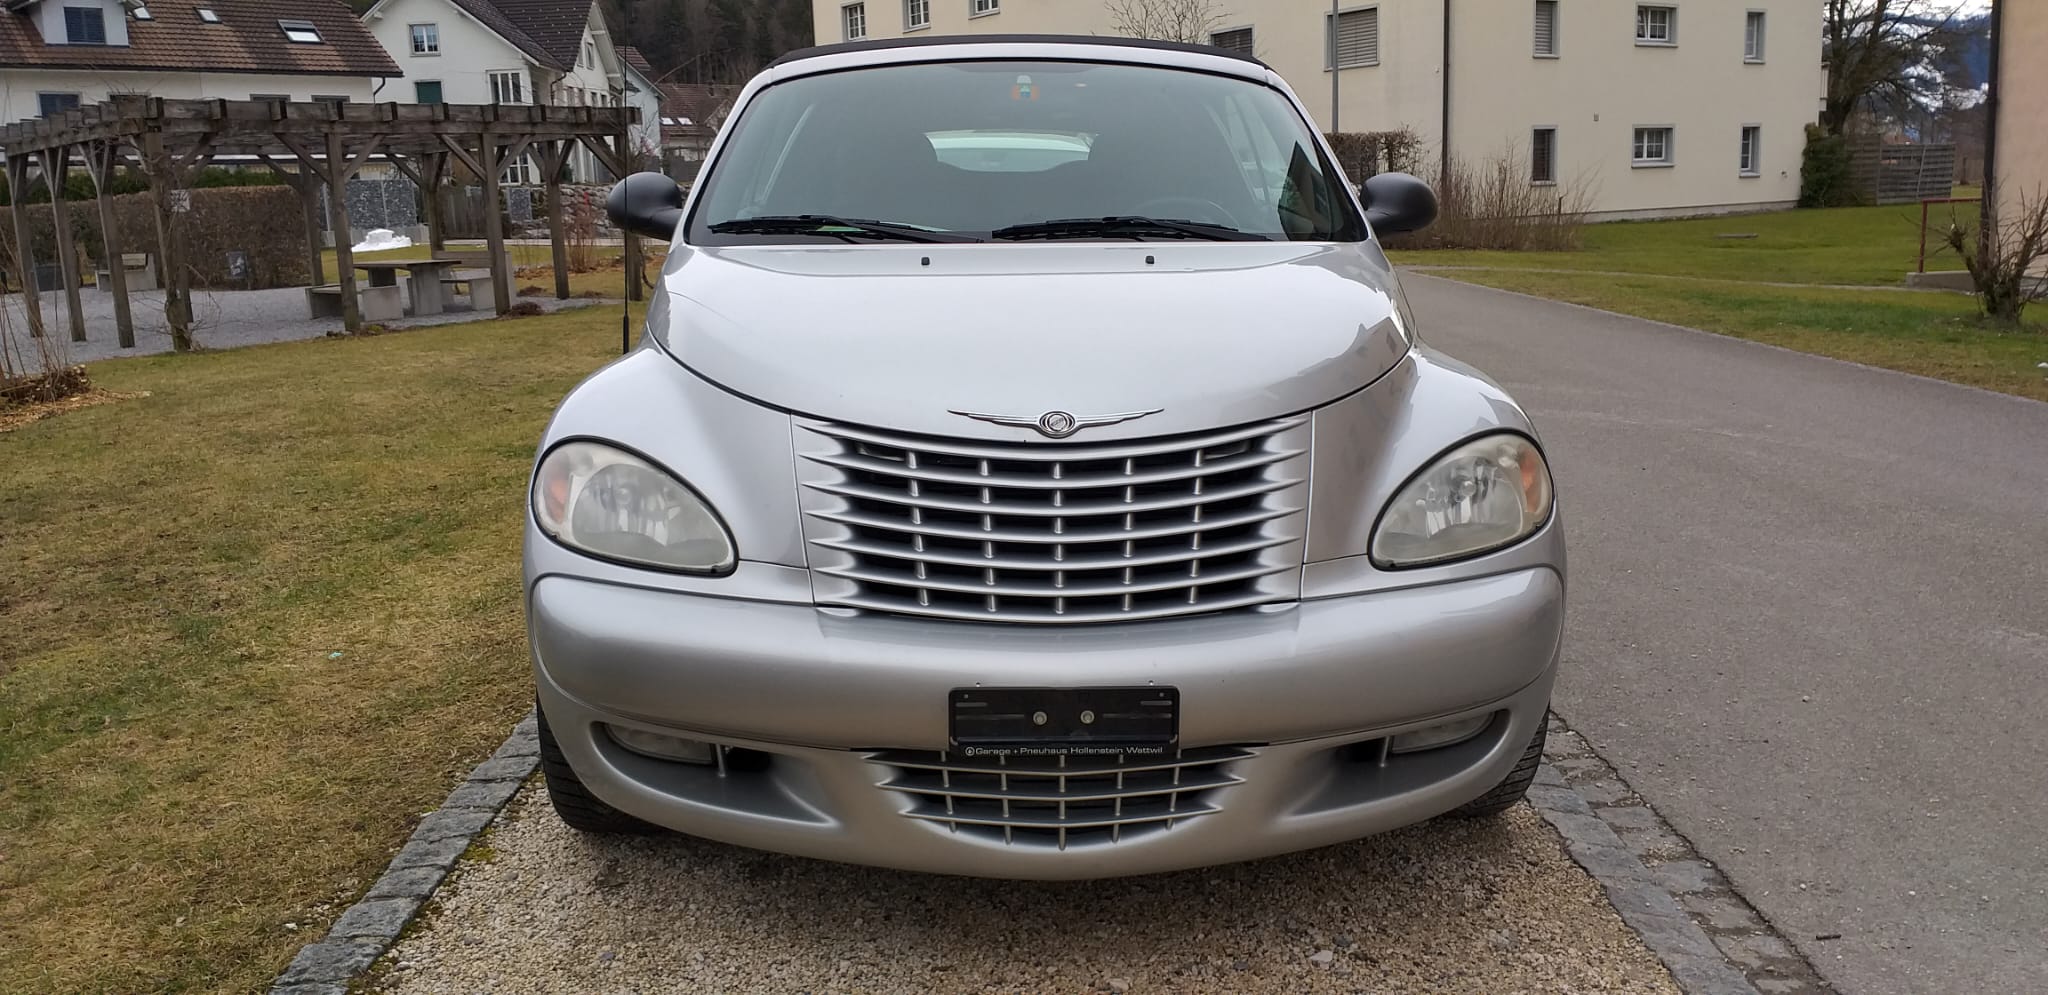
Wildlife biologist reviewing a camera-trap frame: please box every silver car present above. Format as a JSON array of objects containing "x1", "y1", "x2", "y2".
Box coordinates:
[{"x1": 527, "y1": 35, "x2": 1563, "y2": 880}]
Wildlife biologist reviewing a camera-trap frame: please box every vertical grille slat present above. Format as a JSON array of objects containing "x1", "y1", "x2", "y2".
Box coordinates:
[{"x1": 798, "y1": 416, "x2": 1308, "y2": 624}]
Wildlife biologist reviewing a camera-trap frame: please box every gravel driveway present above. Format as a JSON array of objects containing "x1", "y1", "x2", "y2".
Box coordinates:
[{"x1": 374, "y1": 787, "x2": 1679, "y2": 994}]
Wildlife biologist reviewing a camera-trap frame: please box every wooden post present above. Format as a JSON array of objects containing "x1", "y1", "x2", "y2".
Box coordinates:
[
  {"x1": 425, "y1": 153, "x2": 448, "y2": 255},
  {"x1": 140, "y1": 127, "x2": 195, "y2": 351},
  {"x1": 477, "y1": 132, "x2": 512, "y2": 315},
  {"x1": 325, "y1": 129, "x2": 361, "y2": 332},
  {"x1": 5, "y1": 155, "x2": 46, "y2": 338},
  {"x1": 537, "y1": 139, "x2": 570, "y2": 300},
  {"x1": 85, "y1": 142, "x2": 135, "y2": 349},
  {"x1": 41, "y1": 146, "x2": 87, "y2": 343},
  {"x1": 303, "y1": 179, "x2": 327, "y2": 286},
  {"x1": 616, "y1": 129, "x2": 643, "y2": 304}
]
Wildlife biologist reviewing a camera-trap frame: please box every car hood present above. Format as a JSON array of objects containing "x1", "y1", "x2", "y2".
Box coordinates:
[{"x1": 651, "y1": 241, "x2": 1413, "y2": 440}]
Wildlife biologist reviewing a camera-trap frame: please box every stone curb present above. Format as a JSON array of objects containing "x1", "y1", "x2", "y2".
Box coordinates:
[
  {"x1": 1532, "y1": 713, "x2": 1832, "y2": 995},
  {"x1": 267, "y1": 711, "x2": 540, "y2": 995}
]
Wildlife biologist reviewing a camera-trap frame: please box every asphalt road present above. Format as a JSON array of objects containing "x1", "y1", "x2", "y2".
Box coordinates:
[{"x1": 1403, "y1": 274, "x2": 2048, "y2": 995}]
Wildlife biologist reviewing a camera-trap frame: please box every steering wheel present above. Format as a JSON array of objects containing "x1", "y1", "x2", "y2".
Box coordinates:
[{"x1": 1133, "y1": 196, "x2": 1241, "y2": 229}]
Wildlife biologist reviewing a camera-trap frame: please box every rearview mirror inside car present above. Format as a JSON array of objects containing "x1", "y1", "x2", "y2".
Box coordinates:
[
  {"x1": 606, "y1": 172, "x2": 686, "y2": 241},
  {"x1": 1361, "y1": 172, "x2": 1439, "y2": 235}
]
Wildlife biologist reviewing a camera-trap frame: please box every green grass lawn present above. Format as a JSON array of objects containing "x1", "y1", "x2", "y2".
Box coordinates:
[
  {"x1": 1389, "y1": 195, "x2": 2048, "y2": 402},
  {"x1": 1441, "y1": 269, "x2": 2048, "y2": 401},
  {"x1": 0, "y1": 308, "x2": 632, "y2": 994},
  {"x1": 1388, "y1": 197, "x2": 1983, "y2": 286}
]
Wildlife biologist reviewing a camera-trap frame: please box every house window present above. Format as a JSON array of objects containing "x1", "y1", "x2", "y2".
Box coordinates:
[
  {"x1": 1739, "y1": 125, "x2": 1761, "y2": 175},
  {"x1": 1533, "y1": 0, "x2": 1558, "y2": 57},
  {"x1": 38, "y1": 92, "x2": 81, "y2": 118},
  {"x1": 410, "y1": 23, "x2": 439, "y2": 54},
  {"x1": 1633, "y1": 127, "x2": 1674, "y2": 166},
  {"x1": 62, "y1": 6, "x2": 107, "y2": 44},
  {"x1": 489, "y1": 69, "x2": 526, "y2": 104},
  {"x1": 1532, "y1": 128, "x2": 1557, "y2": 184},
  {"x1": 196, "y1": 7, "x2": 219, "y2": 23},
  {"x1": 1745, "y1": 11, "x2": 1766, "y2": 61},
  {"x1": 132, "y1": 5, "x2": 153, "y2": 21},
  {"x1": 313, "y1": 95, "x2": 349, "y2": 108},
  {"x1": 1326, "y1": 7, "x2": 1379, "y2": 69},
  {"x1": 1636, "y1": 5, "x2": 1675, "y2": 45},
  {"x1": 1211, "y1": 27, "x2": 1254, "y2": 57},
  {"x1": 905, "y1": 0, "x2": 929, "y2": 29},
  {"x1": 249, "y1": 93, "x2": 288, "y2": 101},
  {"x1": 972, "y1": 0, "x2": 999, "y2": 16},
  {"x1": 842, "y1": 2, "x2": 866, "y2": 39},
  {"x1": 585, "y1": 42, "x2": 596, "y2": 68},
  {"x1": 279, "y1": 19, "x2": 322, "y2": 44},
  {"x1": 415, "y1": 80, "x2": 444, "y2": 104}
]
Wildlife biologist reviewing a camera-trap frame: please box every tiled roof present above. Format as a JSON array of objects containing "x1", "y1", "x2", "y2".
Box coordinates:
[
  {"x1": 619, "y1": 45, "x2": 652, "y2": 76},
  {"x1": 658, "y1": 82, "x2": 736, "y2": 138},
  {"x1": 0, "y1": 0, "x2": 400, "y2": 77},
  {"x1": 451, "y1": 0, "x2": 594, "y2": 73}
]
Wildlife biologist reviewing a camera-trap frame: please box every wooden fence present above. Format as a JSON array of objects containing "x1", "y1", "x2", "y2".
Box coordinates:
[{"x1": 1849, "y1": 142, "x2": 1958, "y2": 205}]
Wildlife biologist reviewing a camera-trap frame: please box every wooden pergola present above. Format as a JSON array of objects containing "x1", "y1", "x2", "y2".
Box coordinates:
[{"x1": 0, "y1": 95, "x2": 642, "y2": 346}]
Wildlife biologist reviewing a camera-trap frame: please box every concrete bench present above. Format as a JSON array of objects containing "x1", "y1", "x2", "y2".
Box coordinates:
[
  {"x1": 305, "y1": 283, "x2": 404, "y2": 322},
  {"x1": 94, "y1": 252, "x2": 157, "y2": 293},
  {"x1": 439, "y1": 268, "x2": 498, "y2": 311}
]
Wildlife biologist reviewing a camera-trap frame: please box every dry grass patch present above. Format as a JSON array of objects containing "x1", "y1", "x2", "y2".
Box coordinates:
[{"x1": 0, "y1": 307, "x2": 635, "y2": 994}]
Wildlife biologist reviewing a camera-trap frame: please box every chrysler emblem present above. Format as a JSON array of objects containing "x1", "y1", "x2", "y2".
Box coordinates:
[{"x1": 950, "y1": 407, "x2": 1163, "y2": 439}]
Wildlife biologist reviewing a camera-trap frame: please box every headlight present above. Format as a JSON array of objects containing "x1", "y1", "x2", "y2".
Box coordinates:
[
  {"x1": 532, "y1": 441, "x2": 735, "y2": 574},
  {"x1": 1371, "y1": 433, "x2": 1552, "y2": 568}
]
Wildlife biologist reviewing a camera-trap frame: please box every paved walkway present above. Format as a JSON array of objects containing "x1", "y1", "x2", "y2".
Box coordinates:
[
  {"x1": 1, "y1": 286, "x2": 609, "y2": 371},
  {"x1": 1404, "y1": 273, "x2": 2048, "y2": 995}
]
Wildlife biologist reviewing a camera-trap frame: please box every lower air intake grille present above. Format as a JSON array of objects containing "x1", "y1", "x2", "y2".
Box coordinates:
[
  {"x1": 871, "y1": 747, "x2": 1252, "y2": 848},
  {"x1": 794, "y1": 417, "x2": 1310, "y2": 623}
]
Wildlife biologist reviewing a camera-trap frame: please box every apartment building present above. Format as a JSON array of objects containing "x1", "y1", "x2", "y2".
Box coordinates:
[{"x1": 810, "y1": 0, "x2": 1824, "y2": 219}]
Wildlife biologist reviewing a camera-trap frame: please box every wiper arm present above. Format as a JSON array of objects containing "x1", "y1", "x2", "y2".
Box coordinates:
[
  {"x1": 990, "y1": 216, "x2": 1267, "y2": 242},
  {"x1": 707, "y1": 215, "x2": 978, "y2": 243}
]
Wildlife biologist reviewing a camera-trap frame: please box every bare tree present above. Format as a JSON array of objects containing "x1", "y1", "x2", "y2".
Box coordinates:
[
  {"x1": 1823, "y1": 0, "x2": 1975, "y2": 136},
  {"x1": 1943, "y1": 187, "x2": 2048, "y2": 327},
  {"x1": 1105, "y1": 0, "x2": 1225, "y2": 45}
]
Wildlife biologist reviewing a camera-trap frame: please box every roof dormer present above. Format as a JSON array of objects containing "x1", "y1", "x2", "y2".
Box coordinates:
[{"x1": 20, "y1": 0, "x2": 134, "y2": 47}]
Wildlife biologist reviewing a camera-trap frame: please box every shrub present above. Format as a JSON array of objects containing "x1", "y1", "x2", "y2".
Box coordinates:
[
  {"x1": 1385, "y1": 145, "x2": 1594, "y2": 252},
  {"x1": 1325, "y1": 129, "x2": 1425, "y2": 181},
  {"x1": 1, "y1": 186, "x2": 310, "y2": 291},
  {"x1": 1799, "y1": 124, "x2": 1861, "y2": 209}
]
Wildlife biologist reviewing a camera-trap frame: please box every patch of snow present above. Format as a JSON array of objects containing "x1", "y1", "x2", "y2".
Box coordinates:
[{"x1": 352, "y1": 228, "x2": 413, "y2": 253}]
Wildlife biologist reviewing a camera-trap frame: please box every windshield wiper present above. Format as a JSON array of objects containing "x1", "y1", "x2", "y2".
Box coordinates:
[
  {"x1": 707, "y1": 215, "x2": 978, "y2": 243},
  {"x1": 990, "y1": 216, "x2": 1267, "y2": 242}
]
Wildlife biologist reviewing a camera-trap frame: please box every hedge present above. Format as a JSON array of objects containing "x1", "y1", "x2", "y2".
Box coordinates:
[{"x1": 1, "y1": 186, "x2": 310, "y2": 291}]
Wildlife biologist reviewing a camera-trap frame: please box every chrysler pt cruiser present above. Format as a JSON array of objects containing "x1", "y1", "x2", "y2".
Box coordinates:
[{"x1": 527, "y1": 36, "x2": 1565, "y2": 879}]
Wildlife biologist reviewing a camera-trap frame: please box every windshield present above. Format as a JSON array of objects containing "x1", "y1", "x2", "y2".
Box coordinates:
[{"x1": 688, "y1": 59, "x2": 1364, "y2": 243}]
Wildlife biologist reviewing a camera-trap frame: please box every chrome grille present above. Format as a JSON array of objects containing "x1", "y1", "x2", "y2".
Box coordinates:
[
  {"x1": 794, "y1": 417, "x2": 1309, "y2": 623},
  {"x1": 871, "y1": 747, "x2": 1252, "y2": 848}
]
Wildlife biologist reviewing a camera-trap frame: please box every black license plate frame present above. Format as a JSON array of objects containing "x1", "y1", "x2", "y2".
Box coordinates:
[{"x1": 948, "y1": 687, "x2": 1179, "y2": 759}]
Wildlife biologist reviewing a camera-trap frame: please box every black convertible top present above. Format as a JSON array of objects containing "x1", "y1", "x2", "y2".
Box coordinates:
[{"x1": 769, "y1": 34, "x2": 1269, "y2": 71}]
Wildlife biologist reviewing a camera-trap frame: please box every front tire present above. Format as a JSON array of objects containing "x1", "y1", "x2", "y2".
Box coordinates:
[
  {"x1": 536, "y1": 701, "x2": 661, "y2": 835},
  {"x1": 1450, "y1": 714, "x2": 1548, "y2": 818}
]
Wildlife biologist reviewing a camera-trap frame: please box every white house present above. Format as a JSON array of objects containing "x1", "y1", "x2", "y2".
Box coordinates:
[
  {"x1": 359, "y1": 0, "x2": 631, "y2": 183},
  {"x1": 813, "y1": 0, "x2": 1825, "y2": 220},
  {"x1": 618, "y1": 46, "x2": 664, "y2": 170},
  {"x1": 0, "y1": 0, "x2": 399, "y2": 131}
]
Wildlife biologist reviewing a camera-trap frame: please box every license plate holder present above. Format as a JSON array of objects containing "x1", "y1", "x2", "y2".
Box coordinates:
[{"x1": 948, "y1": 687, "x2": 1179, "y2": 759}]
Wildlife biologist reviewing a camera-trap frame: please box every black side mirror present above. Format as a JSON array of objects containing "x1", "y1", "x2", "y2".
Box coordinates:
[
  {"x1": 1360, "y1": 172, "x2": 1439, "y2": 234},
  {"x1": 606, "y1": 171, "x2": 686, "y2": 241}
]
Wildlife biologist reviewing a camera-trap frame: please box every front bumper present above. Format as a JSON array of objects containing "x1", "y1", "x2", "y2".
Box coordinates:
[{"x1": 531, "y1": 566, "x2": 1562, "y2": 879}]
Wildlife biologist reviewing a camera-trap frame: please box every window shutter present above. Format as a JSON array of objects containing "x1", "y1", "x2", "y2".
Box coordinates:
[
  {"x1": 1212, "y1": 27, "x2": 1254, "y2": 57},
  {"x1": 1334, "y1": 8, "x2": 1379, "y2": 67},
  {"x1": 1534, "y1": 1, "x2": 1557, "y2": 55},
  {"x1": 1532, "y1": 129, "x2": 1556, "y2": 183}
]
